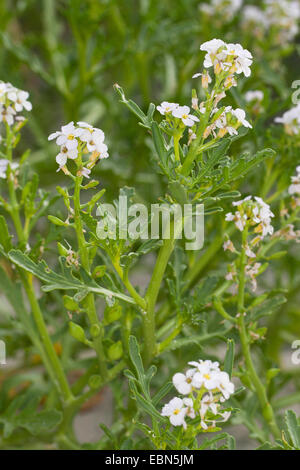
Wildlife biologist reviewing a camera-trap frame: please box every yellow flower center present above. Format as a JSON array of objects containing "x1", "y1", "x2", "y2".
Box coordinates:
[
  {"x1": 186, "y1": 378, "x2": 192, "y2": 384},
  {"x1": 68, "y1": 134, "x2": 74, "y2": 140},
  {"x1": 173, "y1": 409, "x2": 180, "y2": 415},
  {"x1": 204, "y1": 374, "x2": 211, "y2": 380},
  {"x1": 182, "y1": 114, "x2": 188, "y2": 119}
]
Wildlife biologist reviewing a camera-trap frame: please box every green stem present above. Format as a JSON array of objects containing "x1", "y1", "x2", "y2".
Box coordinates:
[
  {"x1": 157, "y1": 322, "x2": 183, "y2": 354},
  {"x1": 180, "y1": 98, "x2": 214, "y2": 176},
  {"x1": 111, "y1": 259, "x2": 146, "y2": 310},
  {"x1": 144, "y1": 218, "x2": 181, "y2": 364},
  {"x1": 23, "y1": 275, "x2": 73, "y2": 402},
  {"x1": 73, "y1": 176, "x2": 108, "y2": 380},
  {"x1": 213, "y1": 297, "x2": 237, "y2": 323},
  {"x1": 173, "y1": 133, "x2": 181, "y2": 163},
  {"x1": 237, "y1": 227, "x2": 280, "y2": 439}
]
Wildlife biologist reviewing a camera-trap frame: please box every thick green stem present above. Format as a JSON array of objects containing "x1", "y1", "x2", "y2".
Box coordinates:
[
  {"x1": 144, "y1": 218, "x2": 182, "y2": 364},
  {"x1": 180, "y1": 96, "x2": 214, "y2": 176}
]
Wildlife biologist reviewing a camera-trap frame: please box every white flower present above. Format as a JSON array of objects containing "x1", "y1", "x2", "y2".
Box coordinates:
[
  {"x1": 227, "y1": 196, "x2": 274, "y2": 238},
  {"x1": 80, "y1": 128, "x2": 105, "y2": 153},
  {"x1": 200, "y1": 39, "x2": 253, "y2": 78},
  {"x1": 192, "y1": 71, "x2": 212, "y2": 89},
  {"x1": 245, "y1": 90, "x2": 264, "y2": 103},
  {"x1": 48, "y1": 121, "x2": 81, "y2": 149},
  {"x1": 200, "y1": 419, "x2": 209, "y2": 430},
  {"x1": 0, "y1": 105, "x2": 16, "y2": 126},
  {"x1": 275, "y1": 104, "x2": 300, "y2": 136},
  {"x1": 245, "y1": 262, "x2": 261, "y2": 292},
  {"x1": 172, "y1": 105, "x2": 199, "y2": 127},
  {"x1": 200, "y1": 39, "x2": 226, "y2": 56},
  {"x1": 81, "y1": 167, "x2": 91, "y2": 179},
  {"x1": 216, "y1": 371, "x2": 235, "y2": 400},
  {"x1": 200, "y1": 392, "x2": 219, "y2": 418},
  {"x1": 213, "y1": 107, "x2": 238, "y2": 136},
  {"x1": 219, "y1": 411, "x2": 231, "y2": 422},
  {"x1": 245, "y1": 244, "x2": 256, "y2": 258},
  {"x1": 97, "y1": 142, "x2": 109, "y2": 159},
  {"x1": 0, "y1": 159, "x2": 19, "y2": 179},
  {"x1": 183, "y1": 398, "x2": 196, "y2": 419},
  {"x1": 157, "y1": 101, "x2": 179, "y2": 115},
  {"x1": 166, "y1": 359, "x2": 235, "y2": 433},
  {"x1": 77, "y1": 121, "x2": 93, "y2": 129},
  {"x1": 223, "y1": 239, "x2": 235, "y2": 252},
  {"x1": 0, "y1": 81, "x2": 32, "y2": 120},
  {"x1": 161, "y1": 397, "x2": 188, "y2": 429},
  {"x1": 253, "y1": 196, "x2": 274, "y2": 237},
  {"x1": 231, "y1": 108, "x2": 252, "y2": 128},
  {"x1": 48, "y1": 121, "x2": 109, "y2": 173},
  {"x1": 225, "y1": 211, "x2": 247, "y2": 231},
  {"x1": 56, "y1": 145, "x2": 78, "y2": 168},
  {"x1": 190, "y1": 361, "x2": 220, "y2": 390},
  {"x1": 200, "y1": 39, "x2": 227, "y2": 71},
  {"x1": 225, "y1": 43, "x2": 253, "y2": 77},
  {"x1": 172, "y1": 369, "x2": 196, "y2": 395},
  {"x1": 225, "y1": 263, "x2": 237, "y2": 282},
  {"x1": 7, "y1": 89, "x2": 32, "y2": 112},
  {"x1": 188, "y1": 359, "x2": 220, "y2": 372},
  {"x1": 232, "y1": 195, "x2": 252, "y2": 206},
  {"x1": 0, "y1": 82, "x2": 8, "y2": 98},
  {"x1": 77, "y1": 122, "x2": 108, "y2": 156},
  {"x1": 213, "y1": 106, "x2": 252, "y2": 137}
]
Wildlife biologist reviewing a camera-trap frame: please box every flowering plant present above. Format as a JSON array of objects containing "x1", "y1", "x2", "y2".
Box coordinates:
[{"x1": 0, "y1": 1, "x2": 300, "y2": 452}]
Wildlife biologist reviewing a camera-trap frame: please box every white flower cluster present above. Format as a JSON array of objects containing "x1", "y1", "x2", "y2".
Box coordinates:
[
  {"x1": 48, "y1": 121, "x2": 109, "y2": 177},
  {"x1": 200, "y1": 39, "x2": 253, "y2": 78},
  {"x1": 242, "y1": 0, "x2": 300, "y2": 43},
  {"x1": 157, "y1": 102, "x2": 199, "y2": 127},
  {"x1": 161, "y1": 360, "x2": 234, "y2": 430},
  {"x1": 226, "y1": 196, "x2": 274, "y2": 238},
  {"x1": 156, "y1": 39, "x2": 253, "y2": 145},
  {"x1": 225, "y1": 197, "x2": 275, "y2": 290},
  {"x1": 200, "y1": 0, "x2": 243, "y2": 22},
  {"x1": 275, "y1": 104, "x2": 300, "y2": 136},
  {"x1": 0, "y1": 81, "x2": 32, "y2": 126},
  {"x1": 0, "y1": 159, "x2": 19, "y2": 179}
]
